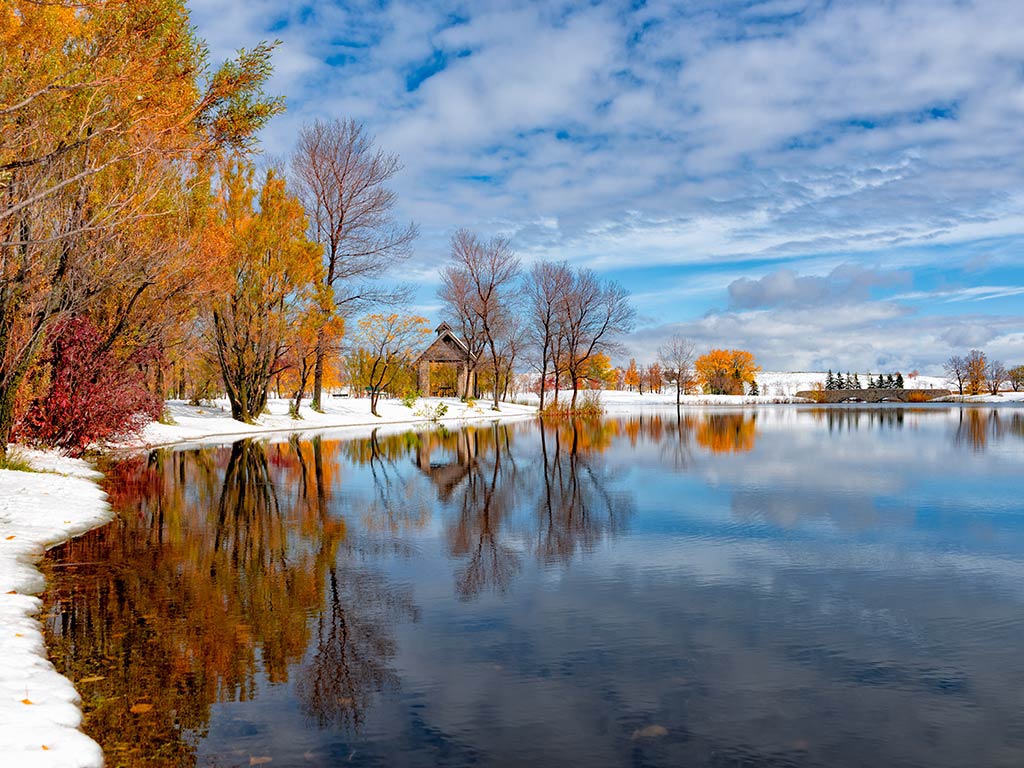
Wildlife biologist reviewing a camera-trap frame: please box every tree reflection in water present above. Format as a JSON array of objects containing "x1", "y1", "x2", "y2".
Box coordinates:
[
  {"x1": 41, "y1": 410, "x2": 777, "y2": 764},
  {"x1": 44, "y1": 438, "x2": 415, "y2": 765}
]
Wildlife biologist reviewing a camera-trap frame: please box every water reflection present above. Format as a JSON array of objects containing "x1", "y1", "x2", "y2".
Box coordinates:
[{"x1": 42, "y1": 406, "x2": 1024, "y2": 767}]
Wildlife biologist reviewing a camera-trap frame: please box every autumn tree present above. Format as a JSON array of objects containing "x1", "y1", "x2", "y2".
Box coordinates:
[
  {"x1": 524, "y1": 260, "x2": 572, "y2": 410},
  {"x1": 560, "y1": 269, "x2": 635, "y2": 408},
  {"x1": 965, "y1": 349, "x2": 987, "y2": 395},
  {"x1": 0, "y1": 0, "x2": 282, "y2": 456},
  {"x1": 647, "y1": 362, "x2": 663, "y2": 394},
  {"x1": 624, "y1": 359, "x2": 640, "y2": 392},
  {"x1": 439, "y1": 230, "x2": 521, "y2": 410},
  {"x1": 205, "y1": 162, "x2": 322, "y2": 423},
  {"x1": 695, "y1": 349, "x2": 761, "y2": 395},
  {"x1": 584, "y1": 352, "x2": 617, "y2": 389},
  {"x1": 659, "y1": 335, "x2": 696, "y2": 405},
  {"x1": 352, "y1": 313, "x2": 430, "y2": 417},
  {"x1": 1009, "y1": 365, "x2": 1024, "y2": 392},
  {"x1": 291, "y1": 119, "x2": 417, "y2": 411}
]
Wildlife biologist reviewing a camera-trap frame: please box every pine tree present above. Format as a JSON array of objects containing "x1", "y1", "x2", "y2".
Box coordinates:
[
  {"x1": 826, "y1": 369, "x2": 834, "y2": 390},
  {"x1": 895, "y1": 372, "x2": 904, "y2": 389},
  {"x1": 836, "y1": 372, "x2": 846, "y2": 389},
  {"x1": 885, "y1": 374, "x2": 894, "y2": 388},
  {"x1": 853, "y1": 373, "x2": 861, "y2": 389},
  {"x1": 749, "y1": 379, "x2": 759, "y2": 396}
]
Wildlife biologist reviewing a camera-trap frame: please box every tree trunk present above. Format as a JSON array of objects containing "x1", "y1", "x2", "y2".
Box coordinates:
[{"x1": 311, "y1": 328, "x2": 326, "y2": 411}]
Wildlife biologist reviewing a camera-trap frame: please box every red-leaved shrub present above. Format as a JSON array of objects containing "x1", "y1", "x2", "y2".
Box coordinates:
[{"x1": 14, "y1": 317, "x2": 162, "y2": 455}]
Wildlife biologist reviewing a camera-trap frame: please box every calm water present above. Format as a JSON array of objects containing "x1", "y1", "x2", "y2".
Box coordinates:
[{"x1": 43, "y1": 406, "x2": 1024, "y2": 768}]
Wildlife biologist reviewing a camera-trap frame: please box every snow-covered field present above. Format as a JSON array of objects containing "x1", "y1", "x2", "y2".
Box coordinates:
[{"x1": 0, "y1": 451, "x2": 110, "y2": 768}]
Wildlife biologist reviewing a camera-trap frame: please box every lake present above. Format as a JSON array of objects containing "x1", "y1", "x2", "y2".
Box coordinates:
[{"x1": 43, "y1": 406, "x2": 1024, "y2": 767}]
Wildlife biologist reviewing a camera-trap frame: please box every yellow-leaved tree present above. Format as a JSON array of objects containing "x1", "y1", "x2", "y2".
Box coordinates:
[
  {"x1": 352, "y1": 314, "x2": 431, "y2": 416},
  {"x1": 695, "y1": 349, "x2": 761, "y2": 395}
]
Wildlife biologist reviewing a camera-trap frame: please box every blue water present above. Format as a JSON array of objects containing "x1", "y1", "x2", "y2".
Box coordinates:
[{"x1": 44, "y1": 406, "x2": 1024, "y2": 767}]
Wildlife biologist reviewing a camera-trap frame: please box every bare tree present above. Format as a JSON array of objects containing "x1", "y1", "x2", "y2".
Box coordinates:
[
  {"x1": 986, "y1": 359, "x2": 1007, "y2": 396},
  {"x1": 439, "y1": 230, "x2": 521, "y2": 410},
  {"x1": 659, "y1": 335, "x2": 696, "y2": 406},
  {"x1": 292, "y1": 119, "x2": 417, "y2": 411},
  {"x1": 944, "y1": 355, "x2": 967, "y2": 396},
  {"x1": 524, "y1": 260, "x2": 572, "y2": 410},
  {"x1": 560, "y1": 269, "x2": 636, "y2": 408}
]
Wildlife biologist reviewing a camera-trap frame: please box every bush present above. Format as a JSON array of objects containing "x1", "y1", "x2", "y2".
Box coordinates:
[
  {"x1": 906, "y1": 391, "x2": 931, "y2": 403},
  {"x1": 401, "y1": 390, "x2": 420, "y2": 409},
  {"x1": 14, "y1": 317, "x2": 162, "y2": 455}
]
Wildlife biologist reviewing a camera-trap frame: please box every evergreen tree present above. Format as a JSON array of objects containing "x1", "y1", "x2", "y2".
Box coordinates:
[
  {"x1": 885, "y1": 374, "x2": 894, "y2": 388},
  {"x1": 853, "y1": 373, "x2": 861, "y2": 389},
  {"x1": 836, "y1": 372, "x2": 846, "y2": 389},
  {"x1": 749, "y1": 379, "x2": 759, "y2": 396},
  {"x1": 845, "y1": 372, "x2": 852, "y2": 389},
  {"x1": 895, "y1": 372, "x2": 904, "y2": 389},
  {"x1": 826, "y1": 369, "x2": 834, "y2": 390}
]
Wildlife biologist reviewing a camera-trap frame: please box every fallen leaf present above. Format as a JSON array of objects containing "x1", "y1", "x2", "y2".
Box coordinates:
[
  {"x1": 130, "y1": 703, "x2": 153, "y2": 714},
  {"x1": 78, "y1": 676, "x2": 106, "y2": 684},
  {"x1": 41, "y1": 746, "x2": 49, "y2": 751},
  {"x1": 5, "y1": 535, "x2": 14, "y2": 540},
  {"x1": 21, "y1": 698, "x2": 33, "y2": 705},
  {"x1": 631, "y1": 724, "x2": 668, "y2": 740},
  {"x1": 250, "y1": 757, "x2": 273, "y2": 766},
  {"x1": 5, "y1": 590, "x2": 16, "y2": 594}
]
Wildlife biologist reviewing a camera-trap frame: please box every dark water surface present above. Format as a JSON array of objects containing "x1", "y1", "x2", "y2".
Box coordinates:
[{"x1": 43, "y1": 406, "x2": 1024, "y2": 767}]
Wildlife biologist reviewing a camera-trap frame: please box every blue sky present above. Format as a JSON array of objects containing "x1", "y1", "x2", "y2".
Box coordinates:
[{"x1": 188, "y1": 0, "x2": 1024, "y2": 372}]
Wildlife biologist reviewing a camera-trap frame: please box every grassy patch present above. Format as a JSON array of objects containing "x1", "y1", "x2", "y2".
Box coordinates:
[{"x1": 0, "y1": 449, "x2": 36, "y2": 472}]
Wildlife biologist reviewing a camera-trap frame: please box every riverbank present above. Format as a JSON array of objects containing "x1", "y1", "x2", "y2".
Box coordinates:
[
  {"x1": 0, "y1": 451, "x2": 110, "y2": 768},
  {"x1": 135, "y1": 395, "x2": 538, "y2": 449}
]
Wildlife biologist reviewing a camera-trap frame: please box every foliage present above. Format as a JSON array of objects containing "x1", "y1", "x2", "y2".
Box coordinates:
[
  {"x1": 401, "y1": 390, "x2": 421, "y2": 409},
  {"x1": 204, "y1": 161, "x2": 323, "y2": 423},
  {"x1": 14, "y1": 317, "x2": 161, "y2": 455},
  {"x1": 353, "y1": 313, "x2": 431, "y2": 417},
  {"x1": 695, "y1": 349, "x2": 761, "y2": 395},
  {"x1": 414, "y1": 402, "x2": 449, "y2": 422},
  {"x1": 0, "y1": 0, "x2": 282, "y2": 457},
  {"x1": 965, "y1": 349, "x2": 987, "y2": 395},
  {"x1": 1009, "y1": 365, "x2": 1024, "y2": 392}
]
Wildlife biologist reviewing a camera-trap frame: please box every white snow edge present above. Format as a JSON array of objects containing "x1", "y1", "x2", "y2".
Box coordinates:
[{"x1": 0, "y1": 450, "x2": 110, "y2": 768}]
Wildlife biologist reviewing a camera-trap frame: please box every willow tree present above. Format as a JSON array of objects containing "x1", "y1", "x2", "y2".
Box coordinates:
[
  {"x1": 205, "y1": 162, "x2": 322, "y2": 423},
  {"x1": 0, "y1": 0, "x2": 283, "y2": 456}
]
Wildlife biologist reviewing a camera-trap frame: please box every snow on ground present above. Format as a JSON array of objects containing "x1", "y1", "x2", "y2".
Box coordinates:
[
  {"x1": 0, "y1": 452, "x2": 109, "y2": 768},
  {"x1": 135, "y1": 395, "x2": 538, "y2": 449}
]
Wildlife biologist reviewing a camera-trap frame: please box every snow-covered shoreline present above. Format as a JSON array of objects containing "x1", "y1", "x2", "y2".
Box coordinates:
[{"x1": 0, "y1": 451, "x2": 110, "y2": 768}]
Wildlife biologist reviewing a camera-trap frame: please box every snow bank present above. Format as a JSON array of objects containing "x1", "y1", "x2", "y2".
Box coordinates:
[
  {"x1": 0, "y1": 452, "x2": 109, "y2": 768},
  {"x1": 133, "y1": 395, "x2": 538, "y2": 449}
]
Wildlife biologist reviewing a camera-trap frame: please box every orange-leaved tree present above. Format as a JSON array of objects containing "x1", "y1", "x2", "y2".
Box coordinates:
[
  {"x1": 695, "y1": 349, "x2": 761, "y2": 395},
  {"x1": 204, "y1": 160, "x2": 323, "y2": 423},
  {"x1": 0, "y1": 0, "x2": 283, "y2": 455}
]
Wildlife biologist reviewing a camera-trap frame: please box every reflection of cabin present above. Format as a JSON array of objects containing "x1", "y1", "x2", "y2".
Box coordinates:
[
  {"x1": 413, "y1": 323, "x2": 475, "y2": 398},
  {"x1": 413, "y1": 430, "x2": 477, "y2": 500}
]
